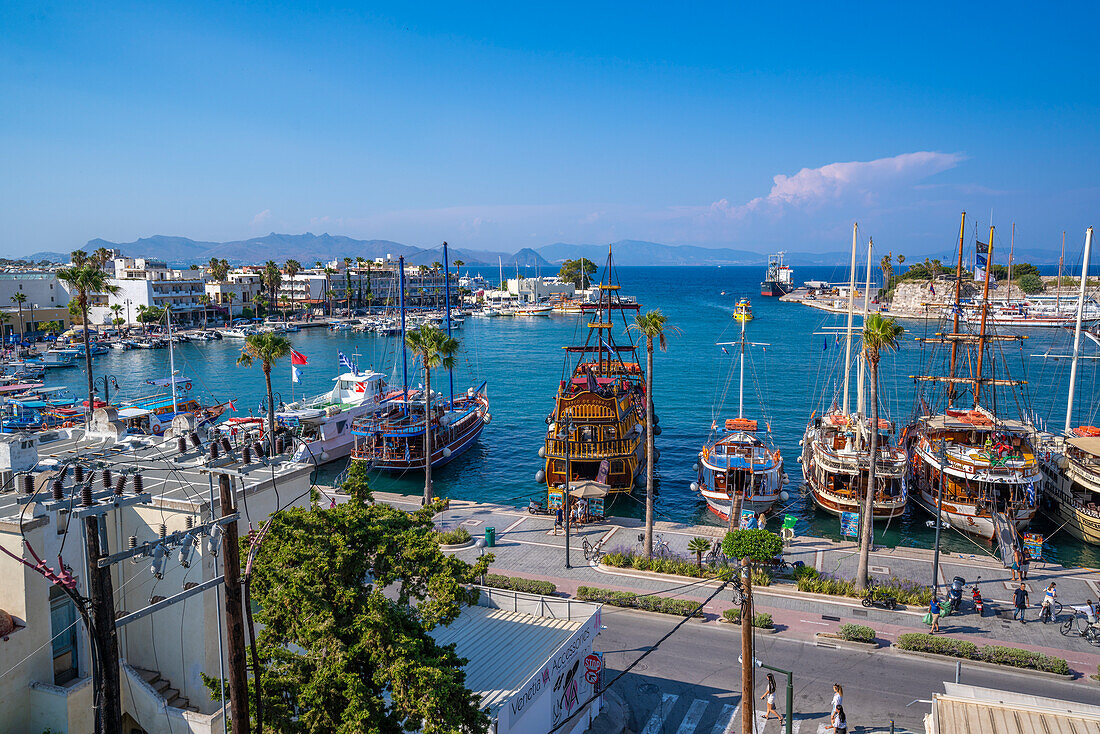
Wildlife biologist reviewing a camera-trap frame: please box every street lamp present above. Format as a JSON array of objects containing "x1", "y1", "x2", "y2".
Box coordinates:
[
  {"x1": 562, "y1": 413, "x2": 573, "y2": 569},
  {"x1": 931, "y1": 437, "x2": 947, "y2": 595},
  {"x1": 95, "y1": 375, "x2": 120, "y2": 405}
]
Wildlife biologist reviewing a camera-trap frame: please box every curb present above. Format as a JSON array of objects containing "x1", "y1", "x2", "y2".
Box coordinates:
[
  {"x1": 591, "y1": 604, "x2": 706, "y2": 623},
  {"x1": 439, "y1": 539, "x2": 477, "y2": 551},
  {"x1": 813, "y1": 632, "x2": 880, "y2": 651},
  {"x1": 717, "y1": 619, "x2": 779, "y2": 634},
  {"x1": 890, "y1": 647, "x2": 1077, "y2": 680}
]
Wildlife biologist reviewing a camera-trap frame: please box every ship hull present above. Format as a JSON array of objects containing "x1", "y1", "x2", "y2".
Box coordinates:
[{"x1": 760, "y1": 281, "x2": 792, "y2": 297}]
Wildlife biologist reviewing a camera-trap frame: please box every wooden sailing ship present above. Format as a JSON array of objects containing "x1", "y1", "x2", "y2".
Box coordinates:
[
  {"x1": 694, "y1": 310, "x2": 785, "y2": 521},
  {"x1": 905, "y1": 214, "x2": 1041, "y2": 540},
  {"x1": 801, "y1": 224, "x2": 908, "y2": 520},
  {"x1": 540, "y1": 247, "x2": 647, "y2": 499}
]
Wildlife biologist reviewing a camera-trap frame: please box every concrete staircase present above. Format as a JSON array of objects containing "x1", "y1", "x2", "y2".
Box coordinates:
[{"x1": 131, "y1": 667, "x2": 200, "y2": 713}]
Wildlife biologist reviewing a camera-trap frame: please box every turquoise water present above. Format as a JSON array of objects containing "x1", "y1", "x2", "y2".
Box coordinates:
[{"x1": 47, "y1": 266, "x2": 1100, "y2": 569}]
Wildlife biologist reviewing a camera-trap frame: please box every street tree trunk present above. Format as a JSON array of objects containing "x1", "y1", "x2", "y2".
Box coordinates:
[
  {"x1": 645, "y1": 337, "x2": 655, "y2": 558},
  {"x1": 263, "y1": 362, "x2": 276, "y2": 452},
  {"x1": 856, "y1": 356, "x2": 879, "y2": 591},
  {"x1": 423, "y1": 365, "x2": 433, "y2": 504}
]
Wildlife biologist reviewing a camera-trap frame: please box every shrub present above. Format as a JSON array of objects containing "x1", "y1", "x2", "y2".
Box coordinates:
[
  {"x1": 893, "y1": 634, "x2": 1069, "y2": 673},
  {"x1": 792, "y1": 565, "x2": 819, "y2": 582},
  {"x1": 435, "y1": 527, "x2": 472, "y2": 545},
  {"x1": 751, "y1": 568, "x2": 772, "y2": 587},
  {"x1": 601, "y1": 548, "x2": 711, "y2": 578},
  {"x1": 795, "y1": 572, "x2": 931, "y2": 605},
  {"x1": 482, "y1": 574, "x2": 556, "y2": 595},
  {"x1": 753, "y1": 613, "x2": 773, "y2": 629},
  {"x1": 838, "y1": 624, "x2": 875, "y2": 643},
  {"x1": 577, "y1": 586, "x2": 703, "y2": 617},
  {"x1": 895, "y1": 633, "x2": 978, "y2": 659},
  {"x1": 722, "y1": 608, "x2": 740, "y2": 623},
  {"x1": 722, "y1": 529, "x2": 783, "y2": 562}
]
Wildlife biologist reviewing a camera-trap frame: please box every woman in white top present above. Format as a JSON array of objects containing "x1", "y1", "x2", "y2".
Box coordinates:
[
  {"x1": 831, "y1": 683, "x2": 843, "y2": 713},
  {"x1": 759, "y1": 673, "x2": 784, "y2": 724},
  {"x1": 828, "y1": 704, "x2": 847, "y2": 734}
]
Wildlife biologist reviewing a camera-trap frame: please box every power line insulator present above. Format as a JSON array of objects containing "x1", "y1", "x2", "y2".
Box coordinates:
[
  {"x1": 189, "y1": 431, "x2": 201, "y2": 448},
  {"x1": 52, "y1": 479, "x2": 63, "y2": 501},
  {"x1": 114, "y1": 475, "x2": 126, "y2": 495},
  {"x1": 81, "y1": 485, "x2": 93, "y2": 507},
  {"x1": 21, "y1": 474, "x2": 34, "y2": 496},
  {"x1": 210, "y1": 441, "x2": 220, "y2": 460},
  {"x1": 132, "y1": 474, "x2": 144, "y2": 494},
  {"x1": 102, "y1": 469, "x2": 112, "y2": 489},
  {"x1": 72, "y1": 465, "x2": 82, "y2": 483},
  {"x1": 220, "y1": 437, "x2": 232, "y2": 455},
  {"x1": 242, "y1": 445, "x2": 252, "y2": 464},
  {"x1": 159, "y1": 523, "x2": 167, "y2": 539},
  {"x1": 177, "y1": 437, "x2": 187, "y2": 454}
]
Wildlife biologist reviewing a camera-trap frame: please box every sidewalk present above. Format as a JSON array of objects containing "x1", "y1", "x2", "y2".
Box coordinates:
[{"x1": 365, "y1": 490, "x2": 1100, "y2": 677}]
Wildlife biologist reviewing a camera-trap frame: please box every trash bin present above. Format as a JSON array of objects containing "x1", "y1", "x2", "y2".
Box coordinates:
[{"x1": 485, "y1": 527, "x2": 496, "y2": 547}]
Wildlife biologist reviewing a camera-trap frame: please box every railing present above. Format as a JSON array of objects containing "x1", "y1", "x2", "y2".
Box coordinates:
[
  {"x1": 544, "y1": 437, "x2": 639, "y2": 460},
  {"x1": 558, "y1": 403, "x2": 617, "y2": 421},
  {"x1": 474, "y1": 585, "x2": 600, "y2": 622}
]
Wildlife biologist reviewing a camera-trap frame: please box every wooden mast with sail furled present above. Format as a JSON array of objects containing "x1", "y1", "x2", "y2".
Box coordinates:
[
  {"x1": 905, "y1": 214, "x2": 1041, "y2": 540},
  {"x1": 801, "y1": 223, "x2": 909, "y2": 520},
  {"x1": 540, "y1": 245, "x2": 647, "y2": 503}
]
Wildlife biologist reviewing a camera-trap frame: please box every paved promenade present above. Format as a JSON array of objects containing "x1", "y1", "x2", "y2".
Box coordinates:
[{"x1": 353, "y1": 490, "x2": 1100, "y2": 677}]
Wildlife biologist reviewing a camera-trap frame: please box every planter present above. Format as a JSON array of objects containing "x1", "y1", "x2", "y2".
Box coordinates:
[
  {"x1": 891, "y1": 647, "x2": 1076, "y2": 681},
  {"x1": 814, "y1": 632, "x2": 879, "y2": 650},
  {"x1": 439, "y1": 539, "x2": 476, "y2": 551},
  {"x1": 717, "y1": 618, "x2": 779, "y2": 634}
]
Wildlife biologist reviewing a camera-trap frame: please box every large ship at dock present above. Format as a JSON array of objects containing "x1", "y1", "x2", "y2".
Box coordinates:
[
  {"x1": 906, "y1": 214, "x2": 1041, "y2": 540},
  {"x1": 539, "y1": 247, "x2": 648, "y2": 498},
  {"x1": 760, "y1": 252, "x2": 795, "y2": 297},
  {"x1": 801, "y1": 224, "x2": 908, "y2": 520}
]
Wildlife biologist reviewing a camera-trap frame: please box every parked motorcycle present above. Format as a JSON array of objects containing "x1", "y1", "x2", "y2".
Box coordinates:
[
  {"x1": 944, "y1": 575, "x2": 965, "y2": 615},
  {"x1": 861, "y1": 581, "x2": 898, "y2": 611},
  {"x1": 971, "y1": 576, "x2": 984, "y2": 616}
]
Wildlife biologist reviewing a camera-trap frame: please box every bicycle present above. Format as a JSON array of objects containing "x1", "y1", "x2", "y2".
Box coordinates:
[
  {"x1": 1060, "y1": 609, "x2": 1100, "y2": 644},
  {"x1": 582, "y1": 538, "x2": 604, "y2": 563},
  {"x1": 638, "y1": 532, "x2": 674, "y2": 558},
  {"x1": 1039, "y1": 600, "x2": 1064, "y2": 624},
  {"x1": 704, "y1": 540, "x2": 728, "y2": 566}
]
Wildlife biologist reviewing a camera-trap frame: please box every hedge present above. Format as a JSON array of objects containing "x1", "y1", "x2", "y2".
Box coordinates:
[
  {"x1": 895, "y1": 633, "x2": 1070, "y2": 675},
  {"x1": 601, "y1": 549, "x2": 714, "y2": 578},
  {"x1": 721, "y1": 609, "x2": 774, "y2": 628},
  {"x1": 577, "y1": 586, "x2": 703, "y2": 617},
  {"x1": 435, "y1": 527, "x2": 472, "y2": 545},
  {"x1": 838, "y1": 624, "x2": 875, "y2": 644},
  {"x1": 482, "y1": 574, "x2": 556, "y2": 595},
  {"x1": 794, "y1": 568, "x2": 932, "y2": 606}
]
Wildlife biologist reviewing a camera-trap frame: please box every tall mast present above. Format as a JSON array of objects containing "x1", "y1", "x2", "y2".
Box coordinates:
[
  {"x1": 947, "y1": 212, "x2": 966, "y2": 407},
  {"x1": 856, "y1": 236, "x2": 873, "y2": 419},
  {"x1": 1056, "y1": 231, "x2": 1065, "y2": 313},
  {"x1": 398, "y1": 256, "x2": 409, "y2": 408},
  {"x1": 1065, "y1": 227, "x2": 1093, "y2": 435},
  {"x1": 738, "y1": 312, "x2": 746, "y2": 420},
  {"x1": 166, "y1": 307, "x2": 178, "y2": 416},
  {"x1": 1008, "y1": 222, "x2": 1015, "y2": 295},
  {"x1": 973, "y1": 226, "x2": 995, "y2": 408},
  {"x1": 443, "y1": 241, "x2": 454, "y2": 409},
  {"x1": 841, "y1": 223, "x2": 858, "y2": 416}
]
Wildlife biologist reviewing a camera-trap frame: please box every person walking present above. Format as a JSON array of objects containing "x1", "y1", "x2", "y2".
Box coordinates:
[
  {"x1": 1020, "y1": 546, "x2": 1031, "y2": 580},
  {"x1": 827, "y1": 704, "x2": 848, "y2": 734},
  {"x1": 1040, "y1": 582, "x2": 1057, "y2": 623},
  {"x1": 759, "y1": 673, "x2": 784, "y2": 725},
  {"x1": 554, "y1": 506, "x2": 563, "y2": 535},
  {"x1": 1011, "y1": 545, "x2": 1023, "y2": 581},
  {"x1": 831, "y1": 683, "x2": 843, "y2": 714},
  {"x1": 1013, "y1": 583, "x2": 1029, "y2": 623},
  {"x1": 929, "y1": 596, "x2": 941, "y2": 634}
]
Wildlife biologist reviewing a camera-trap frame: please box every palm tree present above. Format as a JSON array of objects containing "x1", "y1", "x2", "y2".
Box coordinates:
[
  {"x1": 688, "y1": 537, "x2": 711, "y2": 569},
  {"x1": 223, "y1": 291, "x2": 237, "y2": 321},
  {"x1": 136, "y1": 305, "x2": 149, "y2": 335},
  {"x1": 56, "y1": 263, "x2": 120, "y2": 424},
  {"x1": 70, "y1": 250, "x2": 88, "y2": 266},
  {"x1": 0, "y1": 312, "x2": 10, "y2": 342},
  {"x1": 453, "y1": 259, "x2": 465, "y2": 272},
  {"x1": 109, "y1": 303, "x2": 123, "y2": 331},
  {"x1": 198, "y1": 294, "x2": 212, "y2": 328},
  {"x1": 364, "y1": 263, "x2": 373, "y2": 313},
  {"x1": 628, "y1": 309, "x2": 679, "y2": 558},
  {"x1": 263, "y1": 261, "x2": 281, "y2": 309},
  {"x1": 405, "y1": 324, "x2": 459, "y2": 504},
  {"x1": 10, "y1": 292, "x2": 27, "y2": 341},
  {"x1": 93, "y1": 247, "x2": 112, "y2": 268},
  {"x1": 855, "y1": 313, "x2": 905, "y2": 591},
  {"x1": 326, "y1": 289, "x2": 337, "y2": 317},
  {"x1": 236, "y1": 332, "x2": 292, "y2": 451}
]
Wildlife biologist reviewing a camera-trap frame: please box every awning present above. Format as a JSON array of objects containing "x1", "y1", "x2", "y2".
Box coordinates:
[
  {"x1": 118, "y1": 408, "x2": 153, "y2": 419},
  {"x1": 569, "y1": 480, "x2": 610, "y2": 498}
]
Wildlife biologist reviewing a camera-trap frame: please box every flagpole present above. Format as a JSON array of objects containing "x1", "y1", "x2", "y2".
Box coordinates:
[
  {"x1": 443, "y1": 241, "x2": 454, "y2": 410},
  {"x1": 399, "y1": 256, "x2": 409, "y2": 413}
]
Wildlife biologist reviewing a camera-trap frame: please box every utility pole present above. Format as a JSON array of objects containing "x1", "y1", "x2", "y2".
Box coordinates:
[
  {"x1": 84, "y1": 502, "x2": 122, "y2": 733},
  {"x1": 741, "y1": 558, "x2": 754, "y2": 734},
  {"x1": 219, "y1": 473, "x2": 252, "y2": 734}
]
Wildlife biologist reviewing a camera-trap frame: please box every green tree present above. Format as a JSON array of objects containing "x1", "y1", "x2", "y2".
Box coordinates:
[
  {"x1": 263, "y1": 260, "x2": 282, "y2": 308},
  {"x1": 627, "y1": 309, "x2": 679, "y2": 558},
  {"x1": 0, "y1": 312, "x2": 10, "y2": 341},
  {"x1": 721, "y1": 528, "x2": 783, "y2": 562},
  {"x1": 559, "y1": 258, "x2": 598, "y2": 288},
  {"x1": 236, "y1": 332, "x2": 292, "y2": 450},
  {"x1": 40, "y1": 320, "x2": 62, "y2": 335},
  {"x1": 10, "y1": 291, "x2": 27, "y2": 340},
  {"x1": 56, "y1": 263, "x2": 120, "y2": 423},
  {"x1": 198, "y1": 294, "x2": 211, "y2": 328},
  {"x1": 856, "y1": 313, "x2": 904, "y2": 591},
  {"x1": 70, "y1": 249, "x2": 88, "y2": 266},
  {"x1": 688, "y1": 536, "x2": 711, "y2": 569},
  {"x1": 208, "y1": 257, "x2": 230, "y2": 281},
  {"x1": 341, "y1": 458, "x2": 373, "y2": 503},
  {"x1": 220, "y1": 497, "x2": 491, "y2": 734},
  {"x1": 136, "y1": 305, "x2": 164, "y2": 334},
  {"x1": 284, "y1": 259, "x2": 301, "y2": 278},
  {"x1": 1018, "y1": 272, "x2": 1045, "y2": 294},
  {"x1": 109, "y1": 303, "x2": 123, "y2": 331},
  {"x1": 405, "y1": 325, "x2": 459, "y2": 504}
]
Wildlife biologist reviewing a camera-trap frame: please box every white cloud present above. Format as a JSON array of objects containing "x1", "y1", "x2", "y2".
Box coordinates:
[{"x1": 251, "y1": 209, "x2": 272, "y2": 227}]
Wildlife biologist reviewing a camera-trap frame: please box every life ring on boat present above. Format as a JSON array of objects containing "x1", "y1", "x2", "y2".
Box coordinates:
[
  {"x1": 62, "y1": 421, "x2": 74, "y2": 428},
  {"x1": 152, "y1": 423, "x2": 164, "y2": 435},
  {"x1": 184, "y1": 381, "x2": 192, "y2": 391}
]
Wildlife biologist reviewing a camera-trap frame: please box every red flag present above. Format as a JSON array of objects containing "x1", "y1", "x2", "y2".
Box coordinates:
[
  {"x1": 291, "y1": 350, "x2": 308, "y2": 365},
  {"x1": 229, "y1": 400, "x2": 237, "y2": 412}
]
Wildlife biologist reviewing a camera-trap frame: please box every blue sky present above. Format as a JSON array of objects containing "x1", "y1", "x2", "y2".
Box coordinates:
[{"x1": 1, "y1": 1, "x2": 1097, "y2": 258}]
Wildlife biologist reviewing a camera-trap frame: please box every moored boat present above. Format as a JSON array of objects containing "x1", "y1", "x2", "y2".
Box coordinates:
[
  {"x1": 760, "y1": 252, "x2": 795, "y2": 297},
  {"x1": 278, "y1": 366, "x2": 391, "y2": 464}
]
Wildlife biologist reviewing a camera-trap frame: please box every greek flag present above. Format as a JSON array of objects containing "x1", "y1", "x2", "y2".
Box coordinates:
[
  {"x1": 292, "y1": 365, "x2": 302, "y2": 384},
  {"x1": 338, "y1": 351, "x2": 355, "y2": 372}
]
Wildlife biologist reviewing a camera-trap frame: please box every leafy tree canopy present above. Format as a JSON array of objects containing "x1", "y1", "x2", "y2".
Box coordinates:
[
  {"x1": 226, "y1": 497, "x2": 493, "y2": 734},
  {"x1": 1018, "y1": 272, "x2": 1045, "y2": 294},
  {"x1": 722, "y1": 529, "x2": 783, "y2": 563},
  {"x1": 558, "y1": 258, "x2": 598, "y2": 288}
]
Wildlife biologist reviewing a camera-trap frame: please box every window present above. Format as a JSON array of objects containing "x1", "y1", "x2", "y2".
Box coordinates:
[{"x1": 50, "y1": 586, "x2": 78, "y2": 684}]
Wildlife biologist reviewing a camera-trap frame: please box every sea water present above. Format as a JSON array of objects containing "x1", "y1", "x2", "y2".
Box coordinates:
[{"x1": 48, "y1": 266, "x2": 1100, "y2": 568}]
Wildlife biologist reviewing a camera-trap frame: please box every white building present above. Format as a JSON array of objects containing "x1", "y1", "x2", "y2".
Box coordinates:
[
  {"x1": 0, "y1": 272, "x2": 73, "y2": 335},
  {"x1": 507, "y1": 276, "x2": 575, "y2": 303},
  {"x1": 88, "y1": 258, "x2": 208, "y2": 326},
  {"x1": 0, "y1": 420, "x2": 314, "y2": 734},
  {"x1": 205, "y1": 272, "x2": 263, "y2": 320}
]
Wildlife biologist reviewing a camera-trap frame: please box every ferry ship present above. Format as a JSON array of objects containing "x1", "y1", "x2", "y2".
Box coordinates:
[
  {"x1": 540, "y1": 247, "x2": 647, "y2": 496},
  {"x1": 906, "y1": 215, "x2": 1040, "y2": 540},
  {"x1": 694, "y1": 312, "x2": 785, "y2": 521},
  {"x1": 802, "y1": 225, "x2": 908, "y2": 520},
  {"x1": 760, "y1": 252, "x2": 795, "y2": 297}
]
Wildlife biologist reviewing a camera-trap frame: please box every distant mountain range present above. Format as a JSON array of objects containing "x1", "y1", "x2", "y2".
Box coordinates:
[
  {"x1": 23, "y1": 233, "x2": 856, "y2": 268},
  {"x1": 21, "y1": 232, "x2": 1065, "y2": 268}
]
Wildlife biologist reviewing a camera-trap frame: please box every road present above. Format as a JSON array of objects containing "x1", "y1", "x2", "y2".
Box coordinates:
[{"x1": 594, "y1": 606, "x2": 1100, "y2": 734}]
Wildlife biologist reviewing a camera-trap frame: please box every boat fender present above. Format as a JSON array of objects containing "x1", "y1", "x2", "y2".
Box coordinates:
[
  {"x1": 538, "y1": 446, "x2": 546, "y2": 458},
  {"x1": 535, "y1": 470, "x2": 546, "y2": 483},
  {"x1": 796, "y1": 456, "x2": 802, "y2": 463},
  {"x1": 653, "y1": 413, "x2": 660, "y2": 425},
  {"x1": 442, "y1": 447, "x2": 452, "y2": 458},
  {"x1": 483, "y1": 413, "x2": 491, "y2": 424},
  {"x1": 692, "y1": 463, "x2": 700, "y2": 472},
  {"x1": 782, "y1": 475, "x2": 790, "y2": 485},
  {"x1": 798, "y1": 439, "x2": 804, "y2": 447},
  {"x1": 654, "y1": 425, "x2": 662, "y2": 436},
  {"x1": 467, "y1": 387, "x2": 476, "y2": 397},
  {"x1": 690, "y1": 482, "x2": 699, "y2": 492}
]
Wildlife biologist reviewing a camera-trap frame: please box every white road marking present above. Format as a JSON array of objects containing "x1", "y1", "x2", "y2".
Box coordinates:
[
  {"x1": 676, "y1": 699, "x2": 709, "y2": 734},
  {"x1": 725, "y1": 704, "x2": 741, "y2": 734},
  {"x1": 600, "y1": 525, "x2": 620, "y2": 545},
  {"x1": 641, "y1": 693, "x2": 679, "y2": 734},
  {"x1": 501, "y1": 516, "x2": 526, "y2": 534},
  {"x1": 800, "y1": 619, "x2": 829, "y2": 626},
  {"x1": 816, "y1": 725, "x2": 829, "y2": 734},
  {"x1": 710, "y1": 704, "x2": 736, "y2": 734},
  {"x1": 814, "y1": 550, "x2": 824, "y2": 571},
  {"x1": 791, "y1": 720, "x2": 801, "y2": 734}
]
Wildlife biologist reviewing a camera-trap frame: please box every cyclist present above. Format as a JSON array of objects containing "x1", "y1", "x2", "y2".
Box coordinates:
[{"x1": 1039, "y1": 582, "x2": 1057, "y2": 623}]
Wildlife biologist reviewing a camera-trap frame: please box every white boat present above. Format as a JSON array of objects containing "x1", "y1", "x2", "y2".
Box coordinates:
[
  {"x1": 40, "y1": 349, "x2": 80, "y2": 368},
  {"x1": 219, "y1": 327, "x2": 256, "y2": 338},
  {"x1": 278, "y1": 369, "x2": 393, "y2": 464},
  {"x1": 329, "y1": 321, "x2": 353, "y2": 331},
  {"x1": 512, "y1": 304, "x2": 554, "y2": 317}
]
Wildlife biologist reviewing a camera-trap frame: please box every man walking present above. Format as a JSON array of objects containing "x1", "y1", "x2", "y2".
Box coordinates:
[
  {"x1": 554, "y1": 506, "x2": 563, "y2": 535},
  {"x1": 1013, "y1": 583, "x2": 1029, "y2": 623}
]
